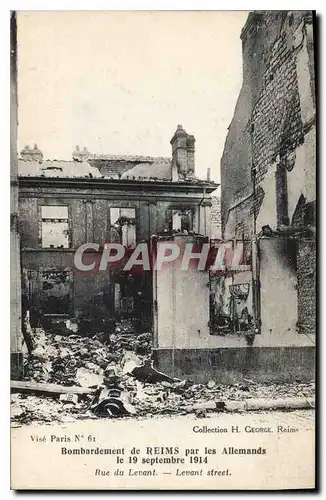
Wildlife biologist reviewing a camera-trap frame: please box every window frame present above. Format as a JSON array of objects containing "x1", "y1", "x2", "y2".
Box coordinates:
[
  {"x1": 39, "y1": 204, "x2": 71, "y2": 249},
  {"x1": 39, "y1": 268, "x2": 73, "y2": 316},
  {"x1": 166, "y1": 206, "x2": 196, "y2": 232},
  {"x1": 109, "y1": 206, "x2": 137, "y2": 248}
]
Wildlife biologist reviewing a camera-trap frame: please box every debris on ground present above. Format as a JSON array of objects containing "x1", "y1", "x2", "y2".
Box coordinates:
[
  {"x1": 122, "y1": 355, "x2": 180, "y2": 384},
  {"x1": 11, "y1": 321, "x2": 316, "y2": 425},
  {"x1": 10, "y1": 393, "x2": 84, "y2": 425},
  {"x1": 11, "y1": 380, "x2": 96, "y2": 396},
  {"x1": 59, "y1": 393, "x2": 78, "y2": 406},
  {"x1": 75, "y1": 367, "x2": 104, "y2": 388},
  {"x1": 91, "y1": 385, "x2": 137, "y2": 417},
  {"x1": 195, "y1": 409, "x2": 208, "y2": 418}
]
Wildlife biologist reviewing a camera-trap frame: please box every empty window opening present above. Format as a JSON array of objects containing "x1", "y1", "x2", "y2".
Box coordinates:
[
  {"x1": 41, "y1": 205, "x2": 69, "y2": 248},
  {"x1": 41, "y1": 270, "x2": 71, "y2": 315},
  {"x1": 172, "y1": 209, "x2": 193, "y2": 232},
  {"x1": 110, "y1": 207, "x2": 136, "y2": 247}
]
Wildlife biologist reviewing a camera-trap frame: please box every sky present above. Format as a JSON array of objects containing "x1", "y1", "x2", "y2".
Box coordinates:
[{"x1": 17, "y1": 10, "x2": 248, "y2": 182}]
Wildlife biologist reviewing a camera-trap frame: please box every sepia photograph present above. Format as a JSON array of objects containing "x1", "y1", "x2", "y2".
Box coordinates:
[{"x1": 10, "y1": 9, "x2": 316, "y2": 490}]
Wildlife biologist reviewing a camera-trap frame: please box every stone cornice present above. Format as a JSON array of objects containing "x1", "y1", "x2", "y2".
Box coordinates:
[{"x1": 18, "y1": 176, "x2": 219, "y2": 194}]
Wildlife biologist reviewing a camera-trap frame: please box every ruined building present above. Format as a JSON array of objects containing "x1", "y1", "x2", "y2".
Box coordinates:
[
  {"x1": 18, "y1": 126, "x2": 218, "y2": 341},
  {"x1": 217, "y1": 11, "x2": 316, "y2": 379}
]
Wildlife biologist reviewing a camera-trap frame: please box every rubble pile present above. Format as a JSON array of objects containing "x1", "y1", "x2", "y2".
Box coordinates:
[
  {"x1": 11, "y1": 393, "x2": 82, "y2": 425},
  {"x1": 22, "y1": 321, "x2": 152, "y2": 387},
  {"x1": 11, "y1": 325, "x2": 315, "y2": 425}
]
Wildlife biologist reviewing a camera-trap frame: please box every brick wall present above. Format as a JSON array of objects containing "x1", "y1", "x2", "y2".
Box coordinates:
[
  {"x1": 297, "y1": 240, "x2": 316, "y2": 335},
  {"x1": 89, "y1": 157, "x2": 172, "y2": 179},
  {"x1": 220, "y1": 11, "x2": 316, "y2": 341},
  {"x1": 89, "y1": 159, "x2": 136, "y2": 178},
  {"x1": 210, "y1": 195, "x2": 221, "y2": 239},
  {"x1": 234, "y1": 197, "x2": 254, "y2": 238},
  {"x1": 220, "y1": 87, "x2": 252, "y2": 233},
  {"x1": 221, "y1": 11, "x2": 314, "y2": 238},
  {"x1": 251, "y1": 22, "x2": 304, "y2": 187}
]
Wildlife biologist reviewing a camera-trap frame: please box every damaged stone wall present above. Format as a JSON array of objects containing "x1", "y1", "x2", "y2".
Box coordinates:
[
  {"x1": 220, "y1": 88, "x2": 252, "y2": 233},
  {"x1": 88, "y1": 159, "x2": 139, "y2": 178},
  {"x1": 297, "y1": 240, "x2": 316, "y2": 336},
  {"x1": 224, "y1": 196, "x2": 254, "y2": 240},
  {"x1": 220, "y1": 11, "x2": 316, "y2": 343},
  {"x1": 251, "y1": 19, "x2": 305, "y2": 188},
  {"x1": 154, "y1": 235, "x2": 211, "y2": 349},
  {"x1": 210, "y1": 195, "x2": 222, "y2": 239},
  {"x1": 19, "y1": 181, "x2": 216, "y2": 330},
  {"x1": 221, "y1": 11, "x2": 315, "y2": 239},
  {"x1": 258, "y1": 237, "x2": 299, "y2": 344}
]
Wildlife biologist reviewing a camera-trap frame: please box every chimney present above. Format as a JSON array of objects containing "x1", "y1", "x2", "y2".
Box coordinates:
[
  {"x1": 206, "y1": 168, "x2": 211, "y2": 181},
  {"x1": 170, "y1": 125, "x2": 188, "y2": 175},
  {"x1": 73, "y1": 145, "x2": 90, "y2": 162},
  {"x1": 20, "y1": 143, "x2": 43, "y2": 162},
  {"x1": 186, "y1": 134, "x2": 195, "y2": 174}
]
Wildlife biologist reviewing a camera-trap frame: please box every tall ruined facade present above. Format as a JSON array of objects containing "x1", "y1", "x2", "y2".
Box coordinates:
[
  {"x1": 217, "y1": 11, "x2": 316, "y2": 380},
  {"x1": 221, "y1": 11, "x2": 315, "y2": 238}
]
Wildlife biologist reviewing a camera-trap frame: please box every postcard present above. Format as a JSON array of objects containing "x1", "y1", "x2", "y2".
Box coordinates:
[{"x1": 10, "y1": 10, "x2": 316, "y2": 490}]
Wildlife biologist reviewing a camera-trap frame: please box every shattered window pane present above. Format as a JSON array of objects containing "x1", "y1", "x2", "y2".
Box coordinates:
[
  {"x1": 110, "y1": 207, "x2": 136, "y2": 247},
  {"x1": 41, "y1": 205, "x2": 69, "y2": 248}
]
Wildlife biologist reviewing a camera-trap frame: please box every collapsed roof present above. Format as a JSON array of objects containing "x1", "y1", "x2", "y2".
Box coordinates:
[{"x1": 18, "y1": 126, "x2": 218, "y2": 186}]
